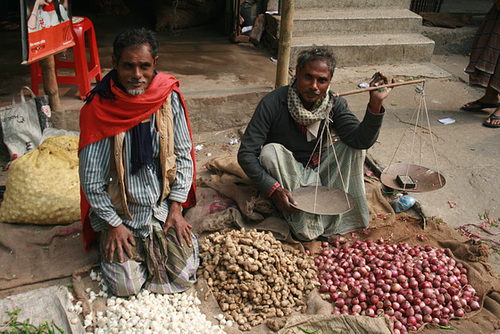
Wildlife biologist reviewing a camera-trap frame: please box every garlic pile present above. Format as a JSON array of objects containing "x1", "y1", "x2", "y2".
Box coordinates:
[
  {"x1": 68, "y1": 270, "x2": 227, "y2": 334},
  {"x1": 198, "y1": 228, "x2": 319, "y2": 331},
  {"x1": 93, "y1": 290, "x2": 227, "y2": 334}
]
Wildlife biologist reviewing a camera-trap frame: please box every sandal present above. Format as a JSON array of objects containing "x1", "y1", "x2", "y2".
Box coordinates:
[
  {"x1": 461, "y1": 99, "x2": 500, "y2": 112},
  {"x1": 483, "y1": 113, "x2": 500, "y2": 128}
]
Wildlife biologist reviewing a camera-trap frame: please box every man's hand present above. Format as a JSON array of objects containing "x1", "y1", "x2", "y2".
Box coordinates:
[
  {"x1": 368, "y1": 72, "x2": 395, "y2": 113},
  {"x1": 271, "y1": 187, "x2": 298, "y2": 215},
  {"x1": 162, "y1": 201, "x2": 192, "y2": 248},
  {"x1": 105, "y1": 223, "x2": 136, "y2": 263}
]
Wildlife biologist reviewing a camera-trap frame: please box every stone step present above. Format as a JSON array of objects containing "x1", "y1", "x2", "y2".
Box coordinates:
[
  {"x1": 281, "y1": 9, "x2": 422, "y2": 37},
  {"x1": 294, "y1": 0, "x2": 411, "y2": 10},
  {"x1": 290, "y1": 33, "x2": 435, "y2": 67},
  {"x1": 184, "y1": 87, "x2": 272, "y2": 133}
]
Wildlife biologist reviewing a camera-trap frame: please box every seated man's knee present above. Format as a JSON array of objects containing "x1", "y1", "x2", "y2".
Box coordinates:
[
  {"x1": 260, "y1": 143, "x2": 285, "y2": 169},
  {"x1": 101, "y1": 260, "x2": 147, "y2": 297}
]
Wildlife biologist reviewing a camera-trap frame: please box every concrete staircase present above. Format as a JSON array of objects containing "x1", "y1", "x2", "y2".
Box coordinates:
[{"x1": 278, "y1": 0, "x2": 435, "y2": 67}]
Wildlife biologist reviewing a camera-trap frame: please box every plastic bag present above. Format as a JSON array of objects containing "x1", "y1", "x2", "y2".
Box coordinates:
[
  {"x1": 0, "y1": 87, "x2": 50, "y2": 159},
  {"x1": 392, "y1": 195, "x2": 416, "y2": 213},
  {"x1": 40, "y1": 127, "x2": 80, "y2": 145}
]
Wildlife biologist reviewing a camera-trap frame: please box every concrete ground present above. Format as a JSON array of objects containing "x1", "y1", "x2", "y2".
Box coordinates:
[{"x1": 0, "y1": 2, "x2": 499, "y2": 281}]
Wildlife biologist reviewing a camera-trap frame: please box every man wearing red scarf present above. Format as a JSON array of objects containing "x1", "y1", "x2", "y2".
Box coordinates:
[{"x1": 79, "y1": 28, "x2": 197, "y2": 296}]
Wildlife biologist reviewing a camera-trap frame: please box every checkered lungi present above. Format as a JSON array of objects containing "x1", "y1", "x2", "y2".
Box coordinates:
[
  {"x1": 99, "y1": 217, "x2": 199, "y2": 297},
  {"x1": 465, "y1": 5, "x2": 500, "y2": 92}
]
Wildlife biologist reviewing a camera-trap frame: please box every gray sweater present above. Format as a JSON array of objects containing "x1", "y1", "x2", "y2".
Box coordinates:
[{"x1": 238, "y1": 85, "x2": 385, "y2": 196}]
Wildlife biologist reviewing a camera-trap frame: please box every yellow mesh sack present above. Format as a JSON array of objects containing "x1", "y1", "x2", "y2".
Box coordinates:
[{"x1": 0, "y1": 135, "x2": 80, "y2": 224}]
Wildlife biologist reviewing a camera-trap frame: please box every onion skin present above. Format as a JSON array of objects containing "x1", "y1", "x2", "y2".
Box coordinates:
[{"x1": 318, "y1": 239, "x2": 481, "y2": 333}]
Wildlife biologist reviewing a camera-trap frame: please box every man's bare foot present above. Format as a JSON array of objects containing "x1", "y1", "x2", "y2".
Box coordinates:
[{"x1": 483, "y1": 108, "x2": 500, "y2": 128}]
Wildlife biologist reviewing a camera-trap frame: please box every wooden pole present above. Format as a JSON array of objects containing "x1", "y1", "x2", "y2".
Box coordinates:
[
  {"x1": 334, "y1": 79, "x2": 425, "y2": 97},
  {"x1": 39, "y1": 56, "x2": 62, "y2": 111},
  {"x1": 275, "y1": 0, "x2": 294, "y2": 88}
]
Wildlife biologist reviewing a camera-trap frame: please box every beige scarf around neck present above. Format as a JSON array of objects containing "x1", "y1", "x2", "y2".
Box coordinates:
[{"x1": 288, "y1": 80, "x2": 333, "y2": 141}]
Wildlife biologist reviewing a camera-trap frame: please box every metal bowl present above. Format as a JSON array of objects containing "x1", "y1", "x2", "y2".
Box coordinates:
[
  {"x1": 380, "y1": 163, "x2": 446, "y2": 192},
  {"x1": 290, "y1": 186, "x2": 355, "y2": 215}
]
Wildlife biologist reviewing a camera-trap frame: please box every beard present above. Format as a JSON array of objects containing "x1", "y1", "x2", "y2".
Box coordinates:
[
  {"x1": 126, "y1": 78, "x2": 147, "y2": 96},
  {"x1": 127, "y1": 88, "x2": 146, "y2": 96}
]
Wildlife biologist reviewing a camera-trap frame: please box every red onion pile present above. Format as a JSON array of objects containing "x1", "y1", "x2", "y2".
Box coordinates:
[{"x1": 314, "y1": 238, "x2": 481, "y2": 334}]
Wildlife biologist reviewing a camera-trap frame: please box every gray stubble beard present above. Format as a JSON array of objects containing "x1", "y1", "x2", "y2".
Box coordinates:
[{"x1": 127, "y1": 88, "x2": 146, "y2": 96}]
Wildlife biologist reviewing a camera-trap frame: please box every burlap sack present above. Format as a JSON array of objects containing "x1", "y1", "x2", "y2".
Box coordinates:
[
  {"x1": 184, "y1": 187, "x2": 240, "y2": 235},
  {"x1": 278, "y1": 313, "x2": 393, "y2": 334},
  {"x1": 0, "y1": 221, "x2": 97, "y2": 293},
  {"x1": 0, "y1": 135, "x2": 80, "y2": 225},
  {"x1": 205, "y1": 155, "x2": 251, "y2": 182},
  {"x1": 365, "y1": 176, "x2": 396, "y2": 226},
  {"x1": 202, "y1": 155, "x2": 277, "y2": 221}
]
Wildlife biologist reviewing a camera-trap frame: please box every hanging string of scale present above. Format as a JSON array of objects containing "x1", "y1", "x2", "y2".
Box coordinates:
[
  {"x1": 387, "y1": 82, "x2": 444, "y2": 188},
  {"x1": 291, "y1": 115, "x2": 354, "y2": 215}
]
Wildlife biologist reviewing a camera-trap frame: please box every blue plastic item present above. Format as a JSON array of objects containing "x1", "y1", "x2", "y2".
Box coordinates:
[{"x1": 392, "y1": 195, "x2": 416, "y2": 213}]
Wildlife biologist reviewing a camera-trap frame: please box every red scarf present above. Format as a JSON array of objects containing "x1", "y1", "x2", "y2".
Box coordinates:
[{"x1": 79, "y1": 72, "x2": 196, "y2": 251}]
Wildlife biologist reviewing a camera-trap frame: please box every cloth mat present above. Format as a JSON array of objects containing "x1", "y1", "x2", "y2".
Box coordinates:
[
  {"x1": 0, "y1": 285, "x2": 85, "y2": 333},
  {"x1": 0, "y1": 221, "x2": 98, "y2": 293}
]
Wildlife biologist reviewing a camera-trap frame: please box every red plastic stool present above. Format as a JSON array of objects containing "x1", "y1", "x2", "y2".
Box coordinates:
[{"x1": 30, "y1": 16, "x2": 102, "y2": 100}]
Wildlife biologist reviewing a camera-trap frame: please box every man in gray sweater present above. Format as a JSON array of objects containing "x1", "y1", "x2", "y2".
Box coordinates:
[{"x1": 238, "y1": 46, "x2": 394, "y2": 241}]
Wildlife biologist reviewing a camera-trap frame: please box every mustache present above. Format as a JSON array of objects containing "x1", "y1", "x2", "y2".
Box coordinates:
[
  {"x1": 305, "y1": 90, "x2": 320, "y2": 96},
  {"x1": 127, "y1": 79, "x2": 147, "y2": 84}
]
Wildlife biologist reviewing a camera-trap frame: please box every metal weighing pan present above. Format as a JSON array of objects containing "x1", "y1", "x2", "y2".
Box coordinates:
[
  {"x1": 380, "y1": 163, "x2": 446, "y2": 192},
  {"x1": 290, "y1": 186, "x2": 355, "y2": 215}
]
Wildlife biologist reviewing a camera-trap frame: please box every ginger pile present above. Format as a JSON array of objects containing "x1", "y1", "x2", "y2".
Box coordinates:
[{"x1": 198, "y1": 228, "x2": 319, "y2": 331}]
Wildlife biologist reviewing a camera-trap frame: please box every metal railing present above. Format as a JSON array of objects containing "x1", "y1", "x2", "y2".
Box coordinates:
[{"x1": 410, "y1": 0, "x2": 443, "y2": 13}]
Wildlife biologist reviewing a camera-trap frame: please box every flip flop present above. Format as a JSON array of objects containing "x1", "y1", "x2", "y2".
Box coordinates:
[
  {"x1": 483, "y1": 113, "x2": 500, "y2": 128},
  {"x1": 461, "y1": 99, "x2": 500, "y2": 112}
]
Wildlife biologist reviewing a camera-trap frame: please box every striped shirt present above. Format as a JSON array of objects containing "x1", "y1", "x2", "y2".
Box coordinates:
[{"x1": 79, "y1": 91, "x2": 193, "y2": 238}]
